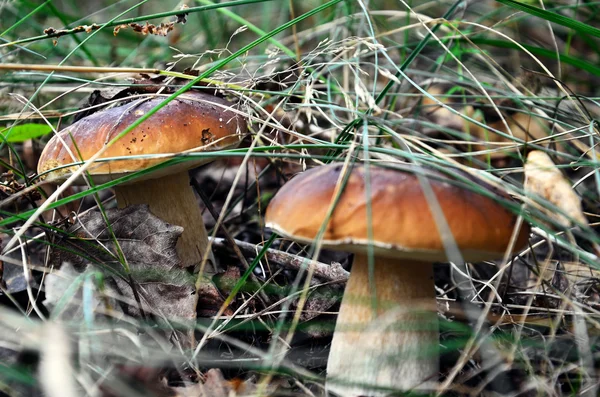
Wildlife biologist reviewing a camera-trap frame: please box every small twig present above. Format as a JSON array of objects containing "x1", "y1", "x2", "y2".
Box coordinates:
[
  {"x1": 210, "y1": 237, "x2": 349, "y2": 282},
  {"x1": 0, "y1": 63, "x2": 159, "y2": 74}
]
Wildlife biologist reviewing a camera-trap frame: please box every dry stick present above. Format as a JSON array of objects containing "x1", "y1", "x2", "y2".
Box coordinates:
[
  {"x1": 191, "y1": 180, "x2": 269, "y2": 304},
  {"x1": 0, "y1": 64, "x2": 245, "y2": 93},
  {"x1": 210, "y1": 237, "x2": 349, "y2": 282},
  {"x1": 0, "y1": 63, "x2": 159, "y2": 74}
]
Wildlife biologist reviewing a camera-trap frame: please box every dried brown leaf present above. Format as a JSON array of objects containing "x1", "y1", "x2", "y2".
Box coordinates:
[
  {"x1": 44, "y1": 24, "x2": 100, "y2": 37},
  {"x1": 299, "y1": 284, "x2": 340, "y2": 322},
  {"x1": 113, "y1": 19, "x2": 180, "y2": 37},
  {"x1": 47, "y1": 205, "x2": 198, "y2": 326}
]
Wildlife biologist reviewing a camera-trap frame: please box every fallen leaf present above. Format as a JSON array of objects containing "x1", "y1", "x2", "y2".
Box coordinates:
[
  {"x1": 0, "y1": 261, "x2": 27, "y2": 294},
  {"x1": 299, "y1": 283, "x2": 341, "y2": 322},
  {"x1": 46, "y1": 205, "x2": 199, "y2": 344}
]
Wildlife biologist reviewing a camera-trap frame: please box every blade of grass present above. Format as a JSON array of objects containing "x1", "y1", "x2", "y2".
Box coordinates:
[
  {"x1": 195, "y1": 0, "x2": 296, "y2": 58},
  {"x1": 329, "y1": 0, "x2": 465, "y2": 156},
  {"x1": 466, "y1": 37, "x2": 600, "y2": 77},
  {"x1": 496, "y1": 0, "x2": 600, "y2": 38},
  {"x1": 0, "y1": 0, "x2": 51, "y2": 38}
]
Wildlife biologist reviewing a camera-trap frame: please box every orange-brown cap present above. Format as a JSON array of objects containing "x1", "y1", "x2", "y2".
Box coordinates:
[
  {"x1": 265, "y1": 164, "x2": 529, "y2": 261},
  {"x1": 38, "y1": 91, "x2": 246, "y2": 184}
]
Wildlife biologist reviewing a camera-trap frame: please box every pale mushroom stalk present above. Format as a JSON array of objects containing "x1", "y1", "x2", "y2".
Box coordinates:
[
  {"x1": 114, "y1": 171, "x2": 210, "y2": 266},
  {"x1": 327, "y1": 255, "x2": 438, "y2": 395}
]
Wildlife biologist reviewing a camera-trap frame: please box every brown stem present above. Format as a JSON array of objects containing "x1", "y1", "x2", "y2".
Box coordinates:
[
  {"x1": 326, "y1": 254, "x2": 438, "y2": 396},
  {"x1": 114, "y1": 171, "x2": 209, "y2": 268}
]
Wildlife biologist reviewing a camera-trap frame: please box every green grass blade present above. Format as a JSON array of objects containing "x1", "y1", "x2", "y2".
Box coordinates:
[
  {"x1": 0, "y1": 0, "x2": 51, "y2": 37},
  {"x1": 496, "y1": 0, "x2": 600, "y2": 37},
  {"x1": 466, "y1": 37, "x2": 600, "y2": 76}
]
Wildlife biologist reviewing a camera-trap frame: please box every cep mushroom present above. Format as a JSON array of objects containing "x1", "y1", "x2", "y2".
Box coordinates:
[
  {"x1": 265, "y1": 163, "x2": 529, "y2": 396},
  {"x1": 38, "y1": 91, "x2": 246, "y2": 266}
]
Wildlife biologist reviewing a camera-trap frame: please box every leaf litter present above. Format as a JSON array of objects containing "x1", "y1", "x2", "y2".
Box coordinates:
[{"x1": 45, "y1": 205, "x2": 223, "y2": 345}]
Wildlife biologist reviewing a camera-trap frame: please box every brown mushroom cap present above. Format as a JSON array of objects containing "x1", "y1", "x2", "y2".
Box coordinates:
[
  {"x1": 37, "y1": 92, "x2": 246, "y2": 184},
  {"x1": 265, "y1": 163, "x2": 530, "y2": 262}
]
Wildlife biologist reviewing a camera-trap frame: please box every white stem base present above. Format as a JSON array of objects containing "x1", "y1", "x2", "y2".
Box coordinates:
[{"x1": 326, "y1": 255, "x2": 438, "y2": 396}]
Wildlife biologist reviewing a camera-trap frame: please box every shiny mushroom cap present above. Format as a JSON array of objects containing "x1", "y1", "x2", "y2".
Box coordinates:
[
  {"x1": 265, "y1": 163, "x2": 529, "y2": 262},
  {"x1": 38, "y1": 91, "x2": 246, "y2": 184}
]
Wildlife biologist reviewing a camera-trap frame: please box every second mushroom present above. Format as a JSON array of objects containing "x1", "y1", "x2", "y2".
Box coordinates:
[{"x1": 265, "y1": 163, "x2": 530, "y2": 396}]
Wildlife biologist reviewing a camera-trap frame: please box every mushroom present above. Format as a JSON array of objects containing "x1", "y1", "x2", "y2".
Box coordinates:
[
  {"x1": 38, "y1": 91, "x2": 246, "y2": 266},
  {"x1": 265, "y1": 163, "x2": 529, "y2": 396}
]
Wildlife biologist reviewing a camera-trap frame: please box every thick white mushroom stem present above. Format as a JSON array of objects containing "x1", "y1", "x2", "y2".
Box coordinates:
[
  {"x1": 326, "y1": 254, "x2": 439, "y2": 396},
  {"x1": 114, "y1": 171, "x2": 210, "y2": 268}
]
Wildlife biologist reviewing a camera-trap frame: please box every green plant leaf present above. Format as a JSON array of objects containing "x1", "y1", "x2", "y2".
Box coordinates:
[
  {"x1": 1, "y1": 124, "x2": 52, "y2": 142},
  {"x1": 466, "y1": 38, "x2": 600, "y2": 76},
  {"x1": 496, "y1": 0, "x2": 600, "y2": 38}
]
